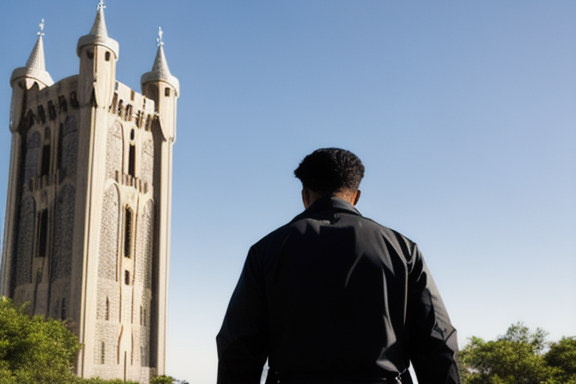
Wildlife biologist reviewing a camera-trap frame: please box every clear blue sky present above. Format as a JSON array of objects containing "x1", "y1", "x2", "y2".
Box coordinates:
[{"x1": 1, "y1": 1, "x2": 575, "y2": 383}]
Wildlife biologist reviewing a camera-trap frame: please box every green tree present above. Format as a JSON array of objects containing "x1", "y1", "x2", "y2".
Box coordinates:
[
  {"x1": 76, "y1": 378, "x2": 138, "y2": 384},
  {"x1": 0, "y1": 297, "x2": 80, "y2": 384},
  {"x1": 545, "y1": 337, "x2": 576, "y2": 384},
  {"x1": 458, "y1": 322, "x2": 555, "y2": 384},
  {"x1": 151, "y1": 375, "x2": 174, "y2": 384},
  {"x1": 74, "y1": 377, "x2": 139, "y2": 384}
]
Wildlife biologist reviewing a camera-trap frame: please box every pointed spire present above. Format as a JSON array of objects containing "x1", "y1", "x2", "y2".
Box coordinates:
[
  {"x1": 11, "y1": 19, "x2": 54, "y2": 88},
  {"x1": 26, "y1": 20, "x2": 47, "y2": 71},
  {"x1": 152, "y1": 28, "x2": 172, "y2": 78},
  {"x1": 77, "y1": 0, "x2": 119, "y2": 58},
  {"x1": 141, "y1": 27, "x2": 180, "y2": 96},
  {"x1": 89, "y1": 0, "x2": 109, "y2": 37}
]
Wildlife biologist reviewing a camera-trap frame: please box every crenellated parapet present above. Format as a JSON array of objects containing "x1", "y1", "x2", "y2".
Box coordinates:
[{"x1": 17, "y1": 86, "x2": 80, "y2": 131}]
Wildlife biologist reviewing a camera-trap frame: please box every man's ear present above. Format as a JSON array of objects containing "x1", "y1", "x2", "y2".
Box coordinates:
[
  {"x1": 301, "y1": 187, "x2": 310, "y2": 208},
  {"x1": 352, "y1": 190, "x2": 361, "y2": 206}
]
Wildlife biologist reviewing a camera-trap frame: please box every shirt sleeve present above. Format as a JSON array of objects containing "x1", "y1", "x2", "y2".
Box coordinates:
[
  {"x1": 216, "y1": 246, "x2": 269, "y2": 384},
  {"x1": 405, "y1": 243, "x2": 461, "y2": 384}
]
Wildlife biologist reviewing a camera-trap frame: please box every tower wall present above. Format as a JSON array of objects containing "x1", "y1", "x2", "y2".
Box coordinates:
[
  {"x1": 1, "y1": 8, "x2": 177, "y2": 384},
  {"x1": 85, "y1": 80, "x2": 158, "y2": 382},
  {"x1": 141, "y1": 75, "x2": 177, "y2": 375},
  {"x1": 6, "y1": 76, "x2": 81, "y2": 324}
]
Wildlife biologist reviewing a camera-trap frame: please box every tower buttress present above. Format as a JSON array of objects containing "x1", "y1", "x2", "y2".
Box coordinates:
[
  {"x1": 1, "y1": 21, "x2": 53, "y2": 296},
  {"x1": 73, "y1": 2, "x2": 120, "y2": 376},
  {"x1": 140, "y1": 28, "x2": 179, "y2": 375}
]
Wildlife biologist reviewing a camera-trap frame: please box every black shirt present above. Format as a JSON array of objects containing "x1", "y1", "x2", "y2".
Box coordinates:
[{"x1": 217, "y1": 197, "x2": 460, "y2": 384}]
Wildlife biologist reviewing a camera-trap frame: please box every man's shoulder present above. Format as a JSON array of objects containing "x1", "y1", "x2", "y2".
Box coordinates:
[
  {"x1": 254, "y1": 210, "x2": 416, "y2": 251},
  {"x1": 252, "y1": 217, "x2": 306, "y2": 247},
  {"x1": 360, "y1": 215, "x2": 418, "y2": 247}
]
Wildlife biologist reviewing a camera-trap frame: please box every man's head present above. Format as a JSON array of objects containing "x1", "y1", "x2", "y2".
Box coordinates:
[{"x1": 294, "y1": 148, "x2": 365, "y2": 208}]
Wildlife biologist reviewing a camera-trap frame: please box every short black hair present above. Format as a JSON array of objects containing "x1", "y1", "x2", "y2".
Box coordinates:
[{"x1": 294, "y1": 148, "x2": 365, "y2": 195}]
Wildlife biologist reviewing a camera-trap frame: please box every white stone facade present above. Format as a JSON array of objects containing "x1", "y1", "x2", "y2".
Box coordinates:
[{"x1": 0, "y1": 5, "x2": 178, "y2": 383}]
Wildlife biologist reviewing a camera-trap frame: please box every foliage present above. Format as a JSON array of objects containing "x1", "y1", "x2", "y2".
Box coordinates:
[
  {"x1": 0, "y1": 297, "x2": 178, "y2": 384},
  {"x1": 499, "y1": 322, "x2": 548, "y2": 354},
  {"x1": 76, "y1": 379, "x2": 138, "y2": 384},
  {"x1": 0, "y1": 297, "x2": 81, "y2": 384},
  {"x1": 545, "y1": 337, "x2": 576, "y2": 384},
  {"x1": 151, "y1": 375, "x2": 175, "y2": 384},
  {"x1": 458, "y1": 322, "x2": 576, "y2": 384}
]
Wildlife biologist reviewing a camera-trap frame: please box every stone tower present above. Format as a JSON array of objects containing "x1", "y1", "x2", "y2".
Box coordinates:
[{"x1": 0, "y1": 3, "x2": 178, "y2": 382}]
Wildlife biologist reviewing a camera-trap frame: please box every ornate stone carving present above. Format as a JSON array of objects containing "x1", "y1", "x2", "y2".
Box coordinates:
[
  {"x1": 60, "y1": 115, "x2": 78, "y2": 178},
  {"x1": 15, "y1": 196, "x2": 36, "y2": 286},
  {"x1": 99, "y1": 185, "x2": 119, "y2": 280},
  {"x1": 51, "y1": 184, "x2": 75, "y2": 280},
  {"x1": 106, "y1": 121, "x2": 123, "y2": 181},
  {"x1": 24, "y1": 130, "x2": 41, "y2": 182}
]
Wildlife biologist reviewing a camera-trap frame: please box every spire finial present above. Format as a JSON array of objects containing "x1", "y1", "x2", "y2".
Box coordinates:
[
  {"x1": 142, "y1": 25, "x2": 179, "y2": 97},
  {"x1": 37, "y1": 19, "x2": 45, "y2": 37},
  {"x1": 77, "y1": 0, "x2": 119, "y2": 58},
  {"x1": 157, "y1": 27, "x2": 164, "y2": 47},
  {"x1": 11, "y1": 17, "x2": 54, "y2": 88}
]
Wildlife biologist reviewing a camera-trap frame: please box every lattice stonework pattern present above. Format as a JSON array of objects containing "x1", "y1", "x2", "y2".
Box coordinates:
[
  {"x1": 60, "y1": 115, "x2": 78, "y2": 178},
  {"x1": 24, "y1": 130, "x2": 41, "y2": 182},
  {"x1": 15, "y1": 196, "x2": 36, "y2": 286},
  {"x1": 99, "y1": 186, "x2": 120, "y2": 280},
  {"x1": 95, "y1": 185, "x2": 122, "y2": 366},
  {"x1": 106, "y1": 121, "x2": 123, "y2": 181},
  {"x1": 141, "y1": 136, "x2": 154, "y2": 186},
  {"x1": 94, "y1": 320, "x2": 120, "y2": 365},
  {"x1": 52, "y1": 184, "x2": 75, "y2": 280},
  {"x1": 137, "y1": 200, "x2": 154, "y2": 289}
]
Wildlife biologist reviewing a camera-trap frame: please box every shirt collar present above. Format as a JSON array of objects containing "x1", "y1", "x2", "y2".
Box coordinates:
[{"x1": 291, "y1": 196, "x2": 362, "y2": 223}]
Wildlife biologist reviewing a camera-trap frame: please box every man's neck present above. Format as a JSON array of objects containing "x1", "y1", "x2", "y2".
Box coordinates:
[{"x1": 302, "y1": 188, "x2": 360, "y2": 209}]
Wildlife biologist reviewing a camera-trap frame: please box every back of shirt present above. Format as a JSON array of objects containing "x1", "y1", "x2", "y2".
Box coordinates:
[
  {"x1": 261, "y1": 209, "x2": 410, "y2": 378},
  {"x1": 217, "y1": 197, "x2": 460, "y2": 384}
]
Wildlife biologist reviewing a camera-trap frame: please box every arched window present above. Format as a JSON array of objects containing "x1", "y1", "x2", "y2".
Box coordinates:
[
  {"x1": 40, "y1": 144, "x2": 50, "y2": 177},
  {"x1": 117, "y1": 100, "x2": 124, "y2": 116},
  {"x1": 124, "y1": 207, "x2": 133, "y2": 258},
  {"x1": 105, "y1": 297, "x2": 110, "y2": 320},
  {"x1": 101, "y1": 342, "x2": 105, "y2": 364},
  {"x1": 58, "y1": 95, "x2": 67, "y2": 113},
  {"x1": 125, "y1": 105, "x2": 133, "y2": 121},
  {"x1": 37, "y1": 105, "x2": 46, "y2": 124},
  {"x1": 37, "y1": 210, "x2": 48, "y2": 257},
  {"x1": 128, "y1": 144, "x2": 136, "y2": 177},
  {"x1": 47, "y1": 101, "x2": 56, "y2": 120}
]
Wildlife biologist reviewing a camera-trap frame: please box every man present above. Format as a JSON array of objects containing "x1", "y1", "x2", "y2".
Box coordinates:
[{"x1": 216, "y1": 148, "x2": 460, "y2": 384}]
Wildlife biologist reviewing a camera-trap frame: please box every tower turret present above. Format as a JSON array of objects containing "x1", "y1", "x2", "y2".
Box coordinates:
[
  {"x1": 10, "y1": 19, "x2": 54, "y2": 90},
  {"x1": 9, "y1": 20, "x2": 53, "y2": 133},
  {"x1": 77, "y1": 0, "x2": 118, "y2": 108},
  {"x1": 141, "y1": 28, "x2": 179, "y2": 142}
]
